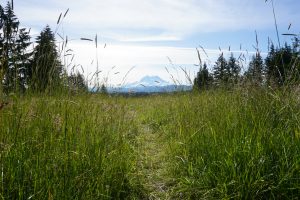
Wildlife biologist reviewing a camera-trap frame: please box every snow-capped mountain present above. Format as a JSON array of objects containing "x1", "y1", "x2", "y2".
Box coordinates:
[
  {"x1": 109, "y1": 76, "x2": 192, "y2": 93},
  {"x1": 123, "y1": 75, "x2": 170, "y2": 88}
]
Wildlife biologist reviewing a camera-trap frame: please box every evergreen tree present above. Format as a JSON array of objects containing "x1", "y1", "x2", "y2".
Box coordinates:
[
  {"x1": 265, "y1": 43, "x2": 297, "y2": 86},
  {"x1": 213, "y1": 53, "x2": 228, "y2": 87},
  {"x1": 227, "y1": 53, "x2": 241, "y2": 84},
  {"x1": 31, "y1": 25, "x2": 62, "y2": 93},
  {"x1": 0, "y1": 2, "x2": 31, "y2": 93},
  {"x1": 292, "y1": 37, "x2": 299, "y2": 53},
  {"x1": 14, "y1": 28, "x2": 32, "y2": 92},
  {"x1": 100, "y1": 84, "x2": 107, "y2": 94},
  {"x1": 193, "y1": 62, "x2": 212, "y2": 90},
  {"x1": 265, "y1": 43, "x2": 276, "y2": 85},
  {"x1": 246, "y1": 52, "x2": 264, "y2": 85},
  {"x1": 0, "y1": 5, "x2": 5, "y2": 93},
  {"x1": 1, "y1": 2, "x2": 19, "y2": 92},
  {"x1": 292, "y1": 37, "x2": 300, "y2": 81},
  {"x1": 67, "y1": 72, "x2": 88, "y2": 92}
]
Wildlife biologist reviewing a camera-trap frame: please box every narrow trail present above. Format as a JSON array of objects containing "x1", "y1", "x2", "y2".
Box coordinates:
[{"x1": 136, "y1": 124, "x2": 172, "y2": 199}]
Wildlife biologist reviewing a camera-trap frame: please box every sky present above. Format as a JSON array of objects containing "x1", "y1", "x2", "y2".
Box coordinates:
[{"x1": 3, "y1": 0, "x2": 300, "y2": 86}]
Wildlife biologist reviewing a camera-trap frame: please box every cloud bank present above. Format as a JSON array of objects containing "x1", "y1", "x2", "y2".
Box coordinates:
[{"x1": 12, "y1": 0, "x2": 300, "y2": 41}]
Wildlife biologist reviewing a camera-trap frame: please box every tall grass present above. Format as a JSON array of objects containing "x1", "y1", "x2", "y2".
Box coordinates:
[
  {"x1": 155, "y1": 88, "x2": 300, "y2": 199},
  {"x1": 1, "y1": 88, "x2": 300, "y2": 199},
  {"x1": 0, "y1": 94, "x2": 143, "y2": 199}
]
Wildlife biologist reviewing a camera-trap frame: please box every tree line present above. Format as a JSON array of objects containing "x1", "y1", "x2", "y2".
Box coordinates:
[
  {"x1": 194, "y1": 39, "x2": 300, "y2": 90},
  {"x1": 0, "y1": 1, "x2": 87, "y2": 95}
]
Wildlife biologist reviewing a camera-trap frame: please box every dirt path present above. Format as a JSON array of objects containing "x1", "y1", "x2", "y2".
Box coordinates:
[{"x1": 136, "y1": 124, "x2": 172, "y2": 199}]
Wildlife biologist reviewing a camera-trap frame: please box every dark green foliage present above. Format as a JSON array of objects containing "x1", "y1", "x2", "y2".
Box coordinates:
[
  {"x1": 14, "y1": 28, "x2": 32, "y2": 93},
  {"x1": 31, "y1": 25, "x2": 62, "y2": 93},
  {"x1": 213, "y1": 53, "x2": 228, "y2": 86},
  {"x1": 100, "y1": 84, "x2": 108, "y2": 94},
  {"x1": 193, "y1": 63, "x2": 212, "y2": 90},
  {"x1": 0, "y1": 2, "x2": 31, "y2": 93},
  {"x1": 195, "y1": 53, "x2": 242, "y2": 90},
  {"x1": 245, "y1": 52, "x2": 264, "y2": 85},
  {"x1": 292, "y1": 37, "x2": 299, "y2": 53},
  {"x1": 67, "y1": 72, "x2": 88, "y2": 92},
  {"x1": 1, "y1": 2, "x2": 20, "y2": 91},
  {"x1": 227, "y1": 53, "x2": 241, "y2": 84},
  {"x1": 265, "y1": 43, "x2": 299, "y2": 86}
]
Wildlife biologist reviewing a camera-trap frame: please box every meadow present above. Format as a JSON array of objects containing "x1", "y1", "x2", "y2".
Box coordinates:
[
  {"x1": 0, "y1": 87, "x2": 299, "y2": 199},
  {"x1": 0, "y1": 0, "x2": 299, "y2": 199}
]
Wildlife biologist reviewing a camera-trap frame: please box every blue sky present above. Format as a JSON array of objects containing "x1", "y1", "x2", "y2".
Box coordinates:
[{"x1": 4, "y1": 0, "x2": 300, "y2": 85}]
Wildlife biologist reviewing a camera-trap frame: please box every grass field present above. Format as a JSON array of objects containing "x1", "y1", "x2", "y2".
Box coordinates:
[{"x1": 0, "y1": 88, "x2": 300, "y2": 199}]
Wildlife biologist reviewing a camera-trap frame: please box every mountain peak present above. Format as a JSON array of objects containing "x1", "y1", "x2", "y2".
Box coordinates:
[
  {"x1": 124, "y1": 75, "x2": 169, "y2": 88},
  {"x1": 113, "y1": 75, "x2": 192, "y2": 93},
  {"x1": 139, "y1": 75, "x2": 167, "y2": 84}
]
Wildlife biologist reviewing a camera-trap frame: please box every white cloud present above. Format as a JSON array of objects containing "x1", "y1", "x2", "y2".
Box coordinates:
[
  {"x1": 12, "y1": 0, "x2": 299, "y2": 41},
  {"x1": 65, "y1": 43, "x2": 200, "y2": 85},
  {"x1": 119, "y1": 35, "x2": 181, "y2": 42}
]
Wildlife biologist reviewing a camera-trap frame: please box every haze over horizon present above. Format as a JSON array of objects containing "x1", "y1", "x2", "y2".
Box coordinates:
[{"x1": 5, "y1": 0, "x2": 300, "y2": 86}]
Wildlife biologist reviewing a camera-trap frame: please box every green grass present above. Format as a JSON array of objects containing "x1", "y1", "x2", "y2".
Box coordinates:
[
  {"x1": 0, "y1": 94, "x2": 143, "y2": 199},
  {"x1": 0, "y1": 89, "x2": 300, "y2": 199},
  {"x1": 160, "y1": 89, "x2": 300, "y2": 199}
]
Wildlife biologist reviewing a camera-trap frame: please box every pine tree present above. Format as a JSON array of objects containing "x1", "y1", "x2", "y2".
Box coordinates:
[
  {"x1": 213, "y1": 53, "x2": 228, "y2": 87},
  {"x1": 31, "y1": 25, "x2": 62, "y2": 93},
  {"x1": 193, "y1": 62, "x2": 212, "y2": 90},
  {"x1": 0, "y1": 2, "x2": 32, "y2": 93},
  {"x1": 1, "y1": 2, "x2": 19, "y2": 92},
  {"x1": 100, "y1": 84, "x2": 107, "y2": 94},
  {"x1": 14, "y1": 28, "x2": 32, "y2": 92},
  {"x1": 67, "y1": 72, "x2": 88, "y2": 92},
  {"x1": 292, "y1": 37, "x2": 300, "y2": 82},
  {"x1": 292, "y1": 37, "x2": 299, "y2": 53},
  {"x1": 246, "y1": 52, "x2": 264, "y2": 85},
  {"x1": 0, "y1": 5, "x2": 5, "y2": 91},
  {"x1": 265, "y1": 43, "x2": 276, "y2": 85},
  {"x1": 227, "y1": 53, "x2": 240, "y2": 85},
  {"x1": 265, "y1": 43, "x2": 297, "y2": 86}
]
